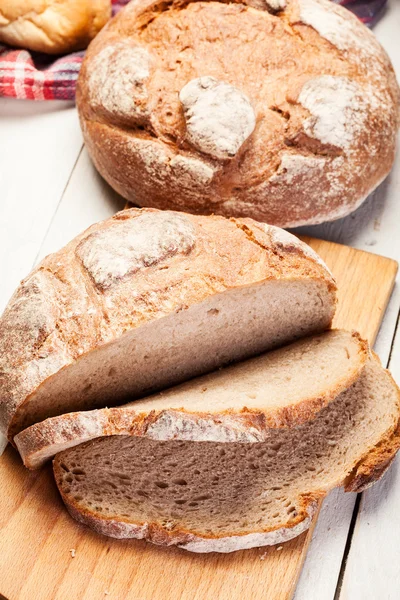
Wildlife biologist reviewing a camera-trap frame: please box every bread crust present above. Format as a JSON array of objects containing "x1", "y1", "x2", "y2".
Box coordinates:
[
  {"x1": 0, "y1": 0, "x2": 111, "y2": 54},
  {"x1": 15, "y1": 330, "x2": 368, "y2": 469},
  {"x1": 77, "y1": 0, "x2": 399, "y2": 227},
  {"x1": 0, "y1": 208, "x2": 336, "y2": 441},
  {"x1": 58, "y1": 486, "x2": 321, "y2": 553}
]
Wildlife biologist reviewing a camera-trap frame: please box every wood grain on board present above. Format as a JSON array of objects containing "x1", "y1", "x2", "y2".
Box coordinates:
[{"x1": 0, "y1": 238, "x2": 397, "y2": 600}]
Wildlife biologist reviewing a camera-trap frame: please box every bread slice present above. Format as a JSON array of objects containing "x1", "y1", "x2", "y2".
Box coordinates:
[
  {"x1": 15, "y1": 330, "x2": 367, "y2": 469},
  {"x1": 52, "y1": 352, "x2": 400, "y2": 553},
  {"x1": 0, "y1": 208, "x2": 336, "y2": 440}
]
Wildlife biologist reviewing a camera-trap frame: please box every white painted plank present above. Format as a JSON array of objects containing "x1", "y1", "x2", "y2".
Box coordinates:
[
  {"x1": 1, "y1": 147, "x2": 123, "y2": 456},
  {"x1": 339, "y1": 323, "x2": 400, "y2": 600},
  {"x1": 0, "y1": 99, "x2": 83, "y2": 453},
  {"x1": 0, "y1": 144, "x2": 124, "y2": 465},
  {"x1": 294, "y1": 489, "x2": 356, "y2": 600},
  {"x1": 36, "y1": 147, "x2": 125, "y2": 262},
  {"x1": 0, "y1": 99, "x2": 83, "y2": 313}
]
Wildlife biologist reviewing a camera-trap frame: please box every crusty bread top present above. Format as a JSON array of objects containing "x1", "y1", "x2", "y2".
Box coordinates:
[
  {"x1": 0, "y1": 0, "x2": 110, "y2": 54},
  {"x1": 76, "y1": 0, "x2": 399, "y2": 227},
  {"x1": 15, "y1": 330, "x2": 368, "y2": 469},
  {"x1": 0, "y1": 208, "x2": 336, "y2": 439}
]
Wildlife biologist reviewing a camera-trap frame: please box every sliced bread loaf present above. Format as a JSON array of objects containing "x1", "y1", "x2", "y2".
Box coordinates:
[
  {"x1": 16, "y1": 330, "x2": 367, "y2": 468},
  {"x1": 0, "y1": 208, "x2": 336, "y2": 440},
  {"x1": 52, "y1": 352, "x2": 400, "y2": 553}
]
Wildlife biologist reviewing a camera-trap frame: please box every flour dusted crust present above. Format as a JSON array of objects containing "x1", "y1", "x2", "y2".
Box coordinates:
[
  {"x1": 0, "y1": 208, "x2": 336, "y2": 440},
  {"x1": 87, "y1": 43, "x2": 152, "y2": 126},
  {"x1": 77, "y1": 0, "x2": 399, "y2": 227},
  {"x1": 294, "y1": 0, "x2": 386, "y2": 62},
  {"x1": 0, "y1": 0, "x2": 110, "y2": 54},
  {"x1": 76, "y1": 211, "x2": 196, "y2": 290},
  {"x1": 179, "y1": 77, "x2": 256, "y2": 159},
  {"x1": 297, "y1": 76, "x2": 367, "y2": 151}
]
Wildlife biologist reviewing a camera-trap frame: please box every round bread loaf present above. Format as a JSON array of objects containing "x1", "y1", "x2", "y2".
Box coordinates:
[
  {"x1": 0, "y1": 208, "x2": 336, "y2": 441},
  {"x1": 0, "y1": 0, "x2": 111, "y2": 54},
  {"x1": 76, "y1": 0, "x2": 399, "y2": 227}
]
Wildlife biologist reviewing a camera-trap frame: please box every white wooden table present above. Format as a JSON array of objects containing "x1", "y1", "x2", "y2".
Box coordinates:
[{"x1": 0, "y1": 2, "x2": 399, "y2": 597}]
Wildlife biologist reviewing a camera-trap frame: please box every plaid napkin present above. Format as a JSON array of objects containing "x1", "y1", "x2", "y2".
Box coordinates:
[{"x1": 0, "y1": 0, "x2": 387, "y2": 101}]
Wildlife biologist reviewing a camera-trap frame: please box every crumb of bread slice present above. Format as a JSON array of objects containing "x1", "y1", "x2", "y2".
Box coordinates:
[
  {"x1": 52, "y1": 351, "x2": 400, "y2": 552},
  {"x1": 15, "y1": 329, "x2": 366, "y2": 468}
]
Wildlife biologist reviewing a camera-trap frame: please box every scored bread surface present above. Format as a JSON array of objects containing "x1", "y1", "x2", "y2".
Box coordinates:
[
  {"x1": 0, "y1": 208, "x2": 336, "y2": 441},
  {"x1": 52, "y1": 352, "x2": 400, "y2": 553},
  {"x1": 16, "y1": 330, "x2": 368, "y2": 469},
  {"x1": 77, "y1": 0, "x2": 399, "y2": 226}
]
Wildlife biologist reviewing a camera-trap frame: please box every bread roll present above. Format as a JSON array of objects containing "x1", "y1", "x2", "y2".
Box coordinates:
[
  {"x1": 76, "y1": 0, "x2": 399, "y2": 227},
  {"x1": 0, "y1": 208, "x2": 336, "y2": 440},
  {"x1": 0, "y1": 0, "x2": 111, "y2": 54}
]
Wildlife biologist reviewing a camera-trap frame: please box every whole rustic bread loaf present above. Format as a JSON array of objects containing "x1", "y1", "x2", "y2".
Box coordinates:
[
  {"x1": 77, "y1": 0, "x2": 399, "y2": 227},
  {"x1": 0, "y1": 208, "x2": 336, "y2": 441},
  {"x1": 0, "y1": 0, "x2": 110, "y2": 54},
  {"x1": 16, "y1": 330, "x2": 367, "y2": 468},
  {"x1": 52, "y1": 350, "x2": 400, "y2": 552}
]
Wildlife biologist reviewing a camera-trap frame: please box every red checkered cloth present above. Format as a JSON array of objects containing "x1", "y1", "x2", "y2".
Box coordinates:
[{"x1": 0, "y1": 0, "x2": 386, "y2": 101}]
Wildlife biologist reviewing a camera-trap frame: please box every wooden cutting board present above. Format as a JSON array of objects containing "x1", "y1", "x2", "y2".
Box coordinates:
[{"x1": 0, "y1": 238, "x2": 397, "y2": 600}]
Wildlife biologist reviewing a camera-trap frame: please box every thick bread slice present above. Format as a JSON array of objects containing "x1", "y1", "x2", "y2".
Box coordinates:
[
  {"x1": 16, "y1": 330, "x2": 367, "y2": 469},
  {"x1": 0, "y1": 208, "x2": 335, "y2": 440},
  {"x1": 53, "y1": 353, "x2": 400, "y2": 553}
]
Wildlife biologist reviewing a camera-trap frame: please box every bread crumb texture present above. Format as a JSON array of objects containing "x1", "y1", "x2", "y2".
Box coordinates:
[
  {"x1": 52, "y1": 353, "x2": 400, "y2": 552},
  {"x1": 15, "y1": 330, "x2": 365, "y2": 468}
]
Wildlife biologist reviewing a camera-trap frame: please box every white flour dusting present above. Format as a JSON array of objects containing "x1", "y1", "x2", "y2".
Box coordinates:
[
  {"x1": 180, "y1": 76, "x2": 256, "y2": 160},
  {"x1": 88, "y1": 43, "x2": 151, "y2": 121},
  {"x1": 126, "y1": 138, "x2": 215, "y2": 186},
  {"x1": 77, "y1": 212, "x2": 196, "y2": 289},
  {"x1": 270, "y1": 153, "x2": 326, "y2": 185},
  {"x1": 297, "y1": 0, "x2": 382, "y2": 59},
  {"x1": 267, "y1": 225, "x2": 333, "y2": 275},
  {"x1": 170, "y1": 155, "x2": 215, "y2": 186},
  {"x1": 298, "y1": 76, "x2": 366, "y2": 150},
  {"x1": 266, "y1": 0, "x2": 287, "y2": 9}
]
